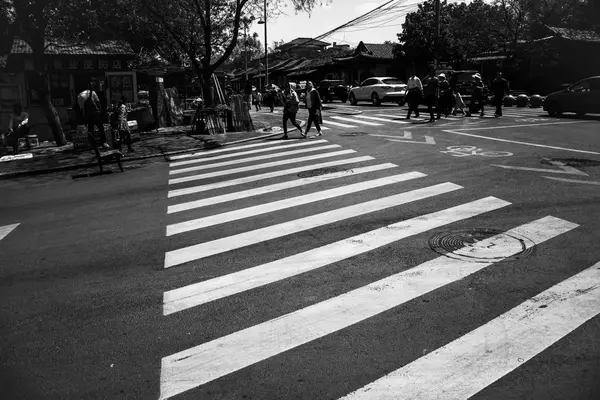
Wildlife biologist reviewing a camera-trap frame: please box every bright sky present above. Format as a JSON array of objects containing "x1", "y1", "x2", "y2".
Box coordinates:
[
  {"x1": 261, "y1": 0, "x2": 485, "y2": 48},
  {"x1": 261, "y1": 0, "x2": 424, "y2": 48}
]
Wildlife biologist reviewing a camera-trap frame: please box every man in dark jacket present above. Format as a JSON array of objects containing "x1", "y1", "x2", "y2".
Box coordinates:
[
  {"x1": 422, "y1": 65, "x2": 439, "y2": 122},
  {"x1": 491, "y1": 72, "x2": 510, "y2": 117}
]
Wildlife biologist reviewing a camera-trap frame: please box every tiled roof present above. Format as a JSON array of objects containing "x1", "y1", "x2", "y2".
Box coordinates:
[
  {"x1": 11, "y1": 37, "x2": 136, "y2": 55},
  {"x1": 358, "y1": 43, "x2": 395, "y2": 59},
  {"x1": 279, "y1": 37, "x2": 331, "y2": 50},
  {"x1": 547, "y1": 26, "x2": 600, "y2": 42}
]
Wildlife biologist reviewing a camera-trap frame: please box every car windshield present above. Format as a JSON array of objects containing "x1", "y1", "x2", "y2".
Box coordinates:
[{"x1": 382, "y1": 79, "x2": 404, "y2": 85}]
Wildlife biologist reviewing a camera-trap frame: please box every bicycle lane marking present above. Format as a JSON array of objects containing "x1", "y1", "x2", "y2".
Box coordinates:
[{"x1": 443, "y1": 127, "x2": 600, "y2": 156}]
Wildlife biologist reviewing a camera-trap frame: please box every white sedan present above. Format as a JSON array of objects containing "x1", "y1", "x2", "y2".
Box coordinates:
[{"x1": 348, "y1": 77, "x2": 407, "y2": 106}]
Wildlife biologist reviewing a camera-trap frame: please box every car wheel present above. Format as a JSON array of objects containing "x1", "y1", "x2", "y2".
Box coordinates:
[
  {"x1": 371, "y1": 92, "x2": 381, "y2": 106},
  {"x1": 547, "y1": 101, "x2": 562, "y2": 117},
  {"x1": 349, "y1": 93, "x2": 357, "y2": 105}
]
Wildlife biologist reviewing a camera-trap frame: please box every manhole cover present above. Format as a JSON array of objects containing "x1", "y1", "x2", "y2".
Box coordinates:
[
  {"x1": 339, "y1": 132, "x2": 369, "y2": 137},
  {"x1": 428, "y1": 228, "x2": 535, "y2": 263},
  {"x1": 297, "y1": 166, "x2": 349, "y2": 178},
  {"x1": 541, "y1": 158, "x2": 600, "y2": 168}
]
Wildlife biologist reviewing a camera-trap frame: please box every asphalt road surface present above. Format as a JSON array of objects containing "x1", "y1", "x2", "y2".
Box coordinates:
[{"x1": 2, "y1": 104, "x2": 600, "y2": 400}]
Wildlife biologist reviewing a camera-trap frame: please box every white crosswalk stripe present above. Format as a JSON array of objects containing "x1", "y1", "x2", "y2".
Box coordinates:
[
  {"x1": 0, "y1": 223, "x2": 19, "y2": 242},
  {"x1": 158, "y1": 139, "x2": 583, "y2": 400},
  {"x1": 322, "y1": 119, "x2": 357, "y2": 128},
  {"x1": 331, "y1": 116, "x2": 383, "y2": 126}
]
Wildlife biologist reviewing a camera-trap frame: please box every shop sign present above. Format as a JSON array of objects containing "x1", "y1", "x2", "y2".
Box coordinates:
[
  {"x1": 98, "y1": 59, "x2": 109, "y2": 69},
  {"x1": 68, "y1": 59, "x2": 79, "y2": 69},
  {"x1": 83, "y1": 59, "x2": 94, "y2": 69},
  {"x1": 112, "y1": 60, "x2": 122, "y2": 69}
]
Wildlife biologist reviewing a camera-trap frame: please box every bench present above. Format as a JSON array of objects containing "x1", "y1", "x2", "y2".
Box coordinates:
[{"x1": 87, "y1": 131, "x2": 123, "y2": 173}]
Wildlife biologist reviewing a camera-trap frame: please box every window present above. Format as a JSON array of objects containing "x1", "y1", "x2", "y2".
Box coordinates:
[
  {"x1": 589, "y1": 79, "x2": 600, "y2": 91},
  {"x1": 49, "y1": 72, "x2": 71, "y2": 106},
  {"x1": 361, "y1": 78, "x2": 378, "y2": 87},
  {"x1": 570, "y1": 80, "x2": 591, "y2": 92},
  {"x1": 382, "y1": 78, "x2": 405, "y2": 85}
]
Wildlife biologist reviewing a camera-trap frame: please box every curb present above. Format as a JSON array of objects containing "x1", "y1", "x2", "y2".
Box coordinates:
[{"x1": 0, "y1": 130, "x2": 284, "y2": 180}]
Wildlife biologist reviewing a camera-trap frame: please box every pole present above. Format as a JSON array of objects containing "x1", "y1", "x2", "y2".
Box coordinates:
[
  {"x1": 264, "y1": 0, "x2": 268, "y2": 87},
  {"x1": 244, "y1": 22, "x2": 248, "y2": 81},
  {"x1": 434, "y1": 0, "x2": 440, "y2": 69}
]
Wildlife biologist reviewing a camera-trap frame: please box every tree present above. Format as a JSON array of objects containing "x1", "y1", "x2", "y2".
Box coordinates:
[{"x1": 137, "y1": 0, "x2": 330, "y2": 106}]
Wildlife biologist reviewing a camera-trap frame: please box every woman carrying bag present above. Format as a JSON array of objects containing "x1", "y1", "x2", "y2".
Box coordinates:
[
  {"x1": 304, "y1": 81, "x2": 323, "y2": 138},
  {"x1": 280, "y1": 84, "x2": 303, "y2": 140}
]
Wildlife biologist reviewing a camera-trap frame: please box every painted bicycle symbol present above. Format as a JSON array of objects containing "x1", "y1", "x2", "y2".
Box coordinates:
[{"x1": 440, "y1": 145, "x2": 513, "y2": 158}]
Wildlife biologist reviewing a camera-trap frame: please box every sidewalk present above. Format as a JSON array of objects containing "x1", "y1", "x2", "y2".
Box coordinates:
[{"x1": 0, "y1": 111, "x2": 284, "y2": 179}]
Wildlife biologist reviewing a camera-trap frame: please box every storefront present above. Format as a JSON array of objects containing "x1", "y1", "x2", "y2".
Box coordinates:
[{"x1": 2, "y1": 37, "x2": 137, "y2": 142}]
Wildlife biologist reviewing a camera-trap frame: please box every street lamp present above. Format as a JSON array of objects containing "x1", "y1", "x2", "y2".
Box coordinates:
[{"x1": 257, "y1": 0, "x2": 268, "y2": 87}]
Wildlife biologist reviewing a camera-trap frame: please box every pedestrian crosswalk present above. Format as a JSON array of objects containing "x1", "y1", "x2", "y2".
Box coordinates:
[
  {"x1": 303, "y1": 107, "x2": 549, "y2": 133},
  {"x1": 158, "y1": 138, "x2": 597, "y2": 400}
]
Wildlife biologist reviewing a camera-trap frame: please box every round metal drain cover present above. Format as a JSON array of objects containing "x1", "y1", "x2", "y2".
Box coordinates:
[
  {"x1": 428, "y1": 228, "x2": 535, "y2": 263},
  {"x1": 542, "y1": 158, "x2": 600, "y2": 168},
  {"x1": 297, "y1": 166, "x2": 349, "y2": 178}
]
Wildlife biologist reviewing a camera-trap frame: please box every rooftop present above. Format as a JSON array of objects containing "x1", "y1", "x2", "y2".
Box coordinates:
[
  {"x1": 10, "y1": 37, "x2": 136, "y2": 56},
  {"x1": 546, "y1": 26, "x2": 600, "y2": 42}
]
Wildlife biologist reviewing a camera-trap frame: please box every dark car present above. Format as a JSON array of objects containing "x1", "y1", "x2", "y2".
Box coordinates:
[
  {"x1": 543, "y1": 76, "x2": 600, "y2": 117},
  {"x1": 317, "y1": 80, "x2": 349, "y2": 103},
  {"x1": 446, "y1": 70, "x2": 489, "y2": 104}
]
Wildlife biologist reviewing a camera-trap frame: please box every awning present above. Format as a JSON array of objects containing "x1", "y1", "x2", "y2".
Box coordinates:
[
  {"x1": 287, "y1": 69, "x2": 318, "y2": 77},
  {"x1": 468, "y1": 55, "x2": 507, "y2": 62}
]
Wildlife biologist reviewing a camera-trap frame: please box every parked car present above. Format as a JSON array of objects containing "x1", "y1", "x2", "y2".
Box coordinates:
[
  {"x1": 317, "y1": 79, "x2": 349, "y2": 103},
  {"x1": 543, "y1": 76, "x2": 600, "y2": 117},
  {"x1": 349, "y1": 77, "x2": 407, "y2": 106}
]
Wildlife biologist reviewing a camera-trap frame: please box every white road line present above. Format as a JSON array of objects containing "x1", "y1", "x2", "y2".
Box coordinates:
[
  {"x1": 167, "y1": 163, "x2": 398, "y2": 214},
  {"x1": 168, "y1": 149, "x2": 356, "y2": 185},
  {"x1": 331, "y1": 116, "x2": 383, "y2": 126},
  {"x1": 446, "y1": 120, "x2": 591, "y2": 131},
  {"x1": 0, "y1": 223, "x2": 19, "y2": 242},
  {"x1": 544, "y1": 176, "x2": 600, "y2": 185},
  {"x1": 374, "y1": 114, "x2": 407, "y2": 119},
  {"x1": 169, "y1": 144, "x2": 341, "y2": 175},
  {"x1": 159, "y1": 215, "x2": 575, "y2": 400},
  {"x1": 169, "y1": 141, "x2": 292, "y2": 161},
  {"x1": 167, "y1": 156, "x2": 374, "y2": 197},
  {"x1": 342, "y1": 259, "x2": 598, "y2": 400},
  {"x1": 166, "y1": 172, "x2": 425, "y2": 236},
  {"x1": 164, "y1": 197, "x2": 508, "y2": 315},
  {"x1": 170, "y1": 140, "x2": 328, "y2": 167},
  {"x1": 322, "y1": 120, "x2": 357, "y2": 128},
  {"x1": 163, "y1": 182, "x2": 462, "y2": 268},
  {"x1": 355, "y1": 115, "x2": 410, "y2": 124},
  {"x1": 444, "y1": 129, "x2": 600, "y2": 155}
]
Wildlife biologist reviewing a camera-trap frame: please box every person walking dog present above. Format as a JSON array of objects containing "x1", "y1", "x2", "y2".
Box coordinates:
[
  {"x1": 491, "y1": 72, "x2": 510, "y2": 117},
  {"x1": 280, "y1": 84, "x2": 303, "y2": 140},
  {"x1": 304, "y1": 81, "x2": 323, "y2": 138}
]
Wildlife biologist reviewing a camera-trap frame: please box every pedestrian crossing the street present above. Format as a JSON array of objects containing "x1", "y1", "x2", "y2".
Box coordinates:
[{"x1": 158, "y1": 138, "x2": 597, "y2": 400}]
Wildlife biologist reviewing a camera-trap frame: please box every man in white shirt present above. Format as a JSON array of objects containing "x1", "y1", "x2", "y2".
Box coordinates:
[{"x1": 405, "y1": 64, "x2": 422, "y2": 119}]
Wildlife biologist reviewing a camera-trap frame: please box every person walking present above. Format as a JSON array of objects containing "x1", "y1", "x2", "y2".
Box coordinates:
[
  {"x1": 304, "y1": 81, "x2": 323, "y2": 138},
  {"x1": 466, "y1": 73, "x2": 485, "y2": 117},
  {"x1": 268, "y1": 85, "x2": 278, "y2": 112},
  {"x1": 491, "y1": 72, "x2": 510, "y2": 117},
  {"x1": 77, "y1": 81, "x2": 109, "y2": 148},
  {"x1": 422, "y1": 66, "x2": 439, "y2": 122},
  {"x1": 254, "y1": 90, "x2": 262, "y2": 111},
  {"x1": 6, "y1": 103, "x2": 29, "y2": 154},
  {"x1": 244, "y1": 80, "x2": 253, "y2": 111},
  {"x1": 117, "y1": 96, "x2": 134, "y2": 153},
  {"x1": 280, "y1": 84, "x2": 303, "y2": 140},
  {"x1": 405, "y1": 67, "x2": 422, "y2": 119},
  {"x1": 437, "y1": 73, "x2": 452, "y2": 118}
]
